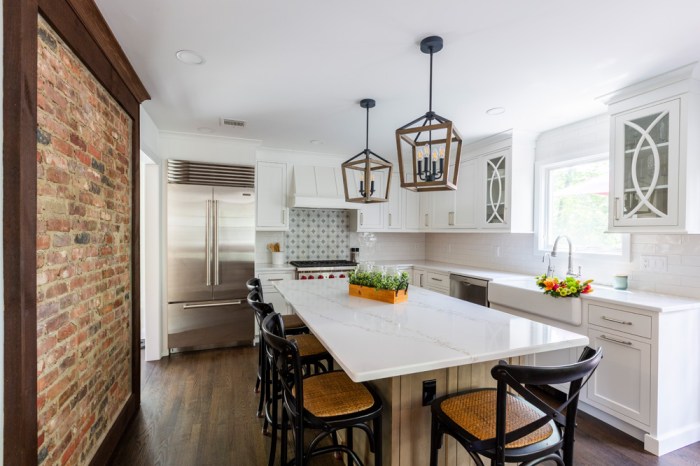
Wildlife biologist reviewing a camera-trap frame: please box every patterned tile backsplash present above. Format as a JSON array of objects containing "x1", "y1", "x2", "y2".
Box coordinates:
[{"x1": 285, "y1": 209, "x2": 350, "y2": 260}]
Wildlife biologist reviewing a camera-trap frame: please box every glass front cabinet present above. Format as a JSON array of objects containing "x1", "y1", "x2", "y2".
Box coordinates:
[
  {"x1": 611, "y1": 99, "x2": 680, "y2": 228},
  {"x1": 481, "y1": 151, "x2": 509, "y2": 228}
]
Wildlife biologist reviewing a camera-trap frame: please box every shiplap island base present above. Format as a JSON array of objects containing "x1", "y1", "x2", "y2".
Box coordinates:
[{"x1": 275, "y1": 280, "x2": 588, "y2": 466}]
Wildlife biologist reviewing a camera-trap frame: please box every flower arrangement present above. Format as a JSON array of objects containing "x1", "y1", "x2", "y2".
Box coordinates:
[
  {"x1": 348, "y1": 270, "x2": 410, "y2": 292},
  {"x1": 535, "y1": 275, "x2": 593, "y2": 298}
]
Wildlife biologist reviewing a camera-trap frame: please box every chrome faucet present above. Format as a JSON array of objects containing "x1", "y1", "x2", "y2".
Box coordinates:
[
  {"x1": 551, "y1": 235, "x2": 578, "y2": 277},
  {"x1": 542, "y1": 253, "x2": 555, "y2": 277}
]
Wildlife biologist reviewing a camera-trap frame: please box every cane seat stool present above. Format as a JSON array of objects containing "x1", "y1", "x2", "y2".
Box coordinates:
[
  {"x1": 247, "y1": 292, "x2": 333, "y2": 435},
  {"x1": 246, "y1": 277, "x2": 307, "y2": 335},
  {"x1": 262, "y1": 312, "x2": 383, "y2": 466},
  {"x1": 429, "y1": 346, "x2": 602, "y2": 466}
]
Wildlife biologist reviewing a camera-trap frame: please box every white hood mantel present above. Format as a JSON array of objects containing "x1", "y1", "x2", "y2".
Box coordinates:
[{"x1": 290, "y1": 165, "x2": 360, "y2": 209}]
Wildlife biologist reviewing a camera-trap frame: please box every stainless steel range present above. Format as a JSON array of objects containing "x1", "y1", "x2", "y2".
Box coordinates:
[{"x1": 290, "y1": 260, "x2": 357, "y2": 280}]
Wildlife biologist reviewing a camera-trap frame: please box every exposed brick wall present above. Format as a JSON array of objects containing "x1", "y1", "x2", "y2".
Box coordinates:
[{"x1": 36, "y1": 16, "x2": 133, "y2": 465}]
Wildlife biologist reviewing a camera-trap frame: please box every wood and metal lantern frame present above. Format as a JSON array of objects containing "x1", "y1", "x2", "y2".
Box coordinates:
[
  {"x1": 396, "y1": 36, "x2": 463, "y2": 192},
  {"x1": 342, "y1": 99, "x2": 393, "y2": 203}
]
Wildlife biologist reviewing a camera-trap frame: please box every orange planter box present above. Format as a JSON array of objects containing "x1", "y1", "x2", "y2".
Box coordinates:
[{"x1": 348, "y1": 284, "x2": 408, "y2": 304}]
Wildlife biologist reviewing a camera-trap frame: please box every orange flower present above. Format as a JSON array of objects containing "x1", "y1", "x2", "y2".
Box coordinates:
[{"x1": 543, "y1": 277, "x2": 558, "y2": 291}]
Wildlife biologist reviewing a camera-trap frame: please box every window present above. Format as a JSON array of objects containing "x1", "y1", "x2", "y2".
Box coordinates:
[{"x1": 537, "y1": 155, "x2": 623, "y2": 256}]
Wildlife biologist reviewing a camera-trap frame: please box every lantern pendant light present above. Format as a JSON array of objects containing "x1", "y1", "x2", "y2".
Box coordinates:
[
  {"x1": 396, "y1": 36, "x2": 463, "y2": 192},
  {"x1": 342, "y1": 99, "x2": 393, "y2": 203}
]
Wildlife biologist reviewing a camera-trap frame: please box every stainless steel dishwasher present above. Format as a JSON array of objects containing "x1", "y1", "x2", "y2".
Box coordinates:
[{"x1": 449, "y1": 274, "x2": 489, "y2": 306}]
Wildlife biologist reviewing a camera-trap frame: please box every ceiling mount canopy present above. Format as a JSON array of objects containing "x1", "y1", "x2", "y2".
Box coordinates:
[
  {"x1": 396, "y1": 35, "x2": 463, "y2": 192},
  {"x1": 342, "y1": 99, "x2": 393, "y2": 203}
]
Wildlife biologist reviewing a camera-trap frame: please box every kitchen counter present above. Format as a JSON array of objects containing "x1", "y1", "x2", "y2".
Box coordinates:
[
  {"x1": 254, "y1": 262, "x2": 296, "y2": 273},
  {"x1": 490, "y1": 277, "x2": 700, "y2": 313},
  {"x1": 275, "y1": 279, "x2": 588, "y2": 465},
  {"x1": 274, "y1": 279, "x2": 587, "y2": 382},
  {"x1": 374, "y1": 259, "x2": 530, "y2": 281},
  {"x1": 377, "y1": 260, "x2": 700, "y2": 311}
]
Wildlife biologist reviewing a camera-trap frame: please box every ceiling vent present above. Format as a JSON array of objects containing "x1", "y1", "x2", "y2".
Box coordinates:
[{"x1": 220, "y1": 117, "x2": 246, "y2": 128}]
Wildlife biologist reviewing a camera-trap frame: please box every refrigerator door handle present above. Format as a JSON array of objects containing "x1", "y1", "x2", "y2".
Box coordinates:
[
  {"x1": 183, "y1": 300, "x2": 242, "y2": 309},
  {"x1": 214, "y1": 199, "x2": 220, "y2": 285},
  {"x1": 205, "y1": 200, "x2": 212, "y2": 286}
]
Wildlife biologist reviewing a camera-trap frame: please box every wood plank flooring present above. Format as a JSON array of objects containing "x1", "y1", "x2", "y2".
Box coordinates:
[{"x1": 110, "y1": 347, "x2": 700, "y2": 466}]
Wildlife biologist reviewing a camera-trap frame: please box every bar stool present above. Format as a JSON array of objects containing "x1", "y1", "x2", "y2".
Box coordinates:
[
  {"x1": 262, "y1": 312, "x2": 383, "y2": 466},
  {"x1": 246, "y1": 278, "x2": 307, "y2": 335},
  {"x1": 429, "y1": 346, "x2": 603, "y2": 466},
  {"x1": 247, "y1": 291, "x2": 332, "y2": 435}
]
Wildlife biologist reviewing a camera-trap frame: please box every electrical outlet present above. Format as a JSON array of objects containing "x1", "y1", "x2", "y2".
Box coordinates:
[
  {"x1": 640, "y1": 255, "x2": 668, "y2": 272},
  {"x1": 422, "y1": 379, "x2": 437, "y2": 406}
]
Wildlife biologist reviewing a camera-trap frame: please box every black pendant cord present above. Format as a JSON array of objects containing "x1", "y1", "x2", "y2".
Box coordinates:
[
  {"x1": 365, "y1": 105, "x2": 370, "y2": 154},
  {"x1": 428, "y1": 49, "x2": 434, "y2": 115}
]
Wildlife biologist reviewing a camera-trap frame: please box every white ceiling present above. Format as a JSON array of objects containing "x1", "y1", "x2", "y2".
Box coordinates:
[{"x1": 95, "y1": 0, "x2": 700, "y2": 159}]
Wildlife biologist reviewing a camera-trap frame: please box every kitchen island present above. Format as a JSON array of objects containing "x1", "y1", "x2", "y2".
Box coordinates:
[{"x1": 275, "y1": 280, "x2": 588, "y2": 466}]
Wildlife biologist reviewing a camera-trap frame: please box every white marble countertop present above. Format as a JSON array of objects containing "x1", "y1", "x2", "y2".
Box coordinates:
[
  {"x1": 373, "y1": 260, "x2": 531, "y2": 281},
  {"x1": 489, "y1": 277, "x2": 700, "y2": 313},
  {"x1": 274, "y1": 280, "x2": 588, "y2": 382}
]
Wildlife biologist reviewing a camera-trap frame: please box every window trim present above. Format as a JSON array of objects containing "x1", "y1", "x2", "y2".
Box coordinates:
[{"x1": 533, "y1": 153, "x2": 630, "y2": 262}]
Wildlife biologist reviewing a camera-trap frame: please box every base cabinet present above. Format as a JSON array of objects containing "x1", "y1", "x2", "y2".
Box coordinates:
[
  {"x1": 413, "y1": 268, "x2": 427, "y2": 288},
  {"x1": 586, "y1": 328, "x2": 651, "y2": 426}
]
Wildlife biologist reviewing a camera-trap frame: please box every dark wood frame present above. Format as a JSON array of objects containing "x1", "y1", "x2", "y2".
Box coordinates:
[{"x1": 3, "y1": 0, "x2": 149, "y2": 464}]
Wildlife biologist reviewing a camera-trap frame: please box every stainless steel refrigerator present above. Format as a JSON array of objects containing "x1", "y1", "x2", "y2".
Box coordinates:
[{"x1": 167, "y1": 162, "x2": 256, "y2": 352}]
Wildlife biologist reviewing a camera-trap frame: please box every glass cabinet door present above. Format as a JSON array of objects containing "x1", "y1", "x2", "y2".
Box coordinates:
[
  {"x1": 483, "y1": 152, "x2": 508, "y2": 227},
  {"x1": 613, "y1": 99, "x2": 679, "y2": 227}
]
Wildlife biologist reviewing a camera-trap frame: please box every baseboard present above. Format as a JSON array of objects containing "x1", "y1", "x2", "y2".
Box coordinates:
[
  {"x1": 88, "y1": 394, "x2": 138, "y2": 466},
  {"x1": 645, "y1": 423, "x2": 700, "y2": 456},
  {"x1": 577, "y1": 402, "x2": 647, "y2": 442}
]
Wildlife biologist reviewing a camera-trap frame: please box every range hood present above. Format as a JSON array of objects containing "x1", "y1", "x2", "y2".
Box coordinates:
[{"x1": 290, "y1": 165, "x2": 360, "y2": 209}]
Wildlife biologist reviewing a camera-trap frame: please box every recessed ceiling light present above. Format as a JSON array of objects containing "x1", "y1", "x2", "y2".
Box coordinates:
[
  {"x1": 197, "y1": 127, "x2": 214, "y2": 134},
  {"x1": 176, "y1": 50, "x2": 205, "y2": 65},
  {"x1": 486, "y1": 107, "x2": 506, "y2": 115},
  {"x1": 310, "y1": 140, "x2": 324, "y2": 145}
]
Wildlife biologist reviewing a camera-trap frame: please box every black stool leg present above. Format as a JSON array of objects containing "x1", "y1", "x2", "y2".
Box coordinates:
[
  {"x1": 374, "y1": 416, "x2": 382, "y2": 466},
  {"x1": 255, "y1": 336, "x2": 263, "y2": 393},
  {"x1": 429, "y1": 416, "x2": 441, "y2": 466},
  {"x1": 257, "y1": 354, "x2": 267, "y2": 419},
  {"x1": 346, "y1": 428, "x2": 354, "y2": 465},
  {"x1": 281, "y1": 409, "x2": 288, "y2": 466},
  {"x1": 267, "y1": 367, "x2": 278, "y2": 466}
]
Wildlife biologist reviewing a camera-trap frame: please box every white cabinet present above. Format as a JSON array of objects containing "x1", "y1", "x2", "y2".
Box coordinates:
[
  {"x1": 463, "y1": 130, "x2": 535, "y2": 232},
  {"x1": 418, "y1": 193, "x2": 432, "y2": 230},
  {"x1": 586, "y1": 327, "x2": 651, "y2": 425},
  {"x1": 431, "y1": 189, "x2": 455, "y2": 229},
  {"x1": 413, "y1": 268, "x2": 427, "y2": 288},
  {"x1": 386, "y1": 173, "x2": 403, "y2": 230},
  {"x1": 605, "y1": 64, "x2": 700, "y2": 233},
  {"x1": 611, "y1": 100, "x2": 679, "y2": 229},
  {"x1": 350, "y1": 171, "x2": 387, "y2": 231},
  {"x1": 453, "y1": 158, "x2": 477, "y2": 228},
  {"x1": 257, "y1": 271, "x2": 295, "y2": 316},
  {"x1": 256, "y1": 161, "x2": 288, "y2": 230},
  {"x1": 425, "y1": 271, "x2": 450, "y2": 294},
  {"x1": 479, "y1": 151, "x2": 508, "y2": 228},
  {"x1": 403, "y1": 186, "x2": 421, "y2": 230}
]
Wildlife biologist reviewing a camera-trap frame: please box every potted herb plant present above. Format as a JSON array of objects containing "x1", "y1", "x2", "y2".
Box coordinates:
[{"x1": 348, "y1": 270, "x2": 410, "y2": 303}]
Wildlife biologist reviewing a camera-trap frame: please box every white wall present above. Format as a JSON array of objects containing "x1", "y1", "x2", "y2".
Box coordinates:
[
  {"x1": 140, "y1": 106, "x2": 161, "y2": 162},
  {"x1": 160, "y1": 131, "x2": 261, "y2": 165},
  {"x1": 426, "y1": 115, "x2": 700, "y2": 299}
]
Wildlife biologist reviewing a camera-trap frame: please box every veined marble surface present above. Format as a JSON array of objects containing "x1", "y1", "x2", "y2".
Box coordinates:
[{"x1": 274, "y1": 280, "x2": 588, "y2": 382}]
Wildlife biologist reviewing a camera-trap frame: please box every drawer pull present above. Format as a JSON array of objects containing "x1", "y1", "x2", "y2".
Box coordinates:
[
  {"x1": 183, "y1": 300, "x2": 242, "y2": 309},
  {"x1": 431, "y1": 277, "x2": 443, "y2": 282},
  {"x1": 600, "y1": 334, "x2": 633, "y2": 346},
  {"x1": 267, "y1": 278, "x2": 285, "y2": 282},
  {"x1": 602, "y1": 316, "x2": 633, "y2": 325}
]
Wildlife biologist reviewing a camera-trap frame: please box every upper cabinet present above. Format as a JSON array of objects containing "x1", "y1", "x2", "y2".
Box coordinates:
[
  {"x1": 605, "y1": 63, "x2": 700, "y2": 233},
  {"x1": 464, "y1": 130, "x2": 536, "y2": 233},
  {"x1": 256, "y1": 161, "x2": 289, "y2": 231},
  {"x1": 386, "y1": 173, "x2": 403, "y2": 230}
]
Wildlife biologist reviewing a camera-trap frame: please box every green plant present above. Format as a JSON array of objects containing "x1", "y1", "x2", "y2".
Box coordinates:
[
  {"x1": 535, "y1": 274, "x2": 593, "y2": 298},
  {"x1": 348, "y1": 270, "x2": 410, "y2": 292}
]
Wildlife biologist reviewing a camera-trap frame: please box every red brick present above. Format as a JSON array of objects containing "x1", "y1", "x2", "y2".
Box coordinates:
[{"x1": 37, "y1": 234, "x2": 51, "y2": 250}]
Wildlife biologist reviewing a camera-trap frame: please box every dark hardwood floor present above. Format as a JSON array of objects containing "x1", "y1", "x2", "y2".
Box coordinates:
[{"x1": 111, "y1": 347, "x2": 700, "y2": 466}]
